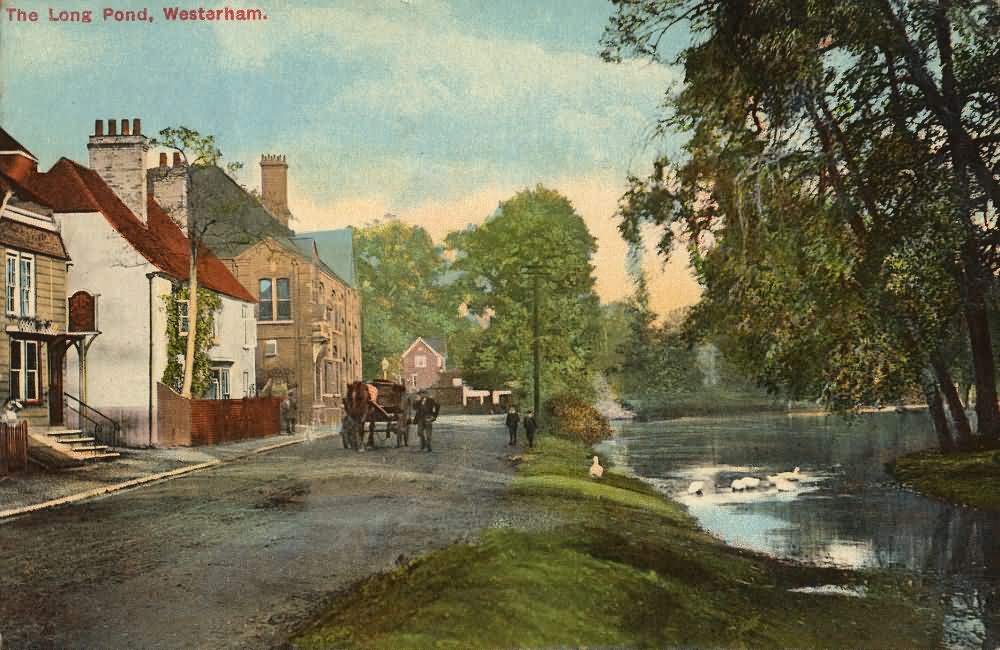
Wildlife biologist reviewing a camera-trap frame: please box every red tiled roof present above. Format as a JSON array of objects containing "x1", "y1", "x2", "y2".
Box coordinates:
[{"x1": 26, "y1": 158, "x2": 255, "y2": 303}]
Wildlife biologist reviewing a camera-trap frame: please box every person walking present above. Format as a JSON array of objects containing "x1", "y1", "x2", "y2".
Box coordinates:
[
  {"x1": 523, "y1": 409, "x2": 537, "y2": 448},
  {"x1": 415, "y1": 390, "x2": 440, "y2": 452},
  {"x1": 506, "y1": 406, "x2": 520, "y2": 446}
]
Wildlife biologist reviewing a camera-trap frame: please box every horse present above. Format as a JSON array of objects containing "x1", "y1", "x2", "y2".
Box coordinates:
[{"x1": 343, "y1": 381, "x2": 373, "y2": 451}]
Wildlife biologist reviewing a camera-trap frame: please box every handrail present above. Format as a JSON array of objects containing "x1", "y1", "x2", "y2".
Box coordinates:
[{"x1": 64, "y1": 392, "x2": 121, "y2": 449}]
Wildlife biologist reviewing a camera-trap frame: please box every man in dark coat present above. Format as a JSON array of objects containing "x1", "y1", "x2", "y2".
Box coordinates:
[
  {"x1": 414, "y1": 390, "x2": 440, "y2": 452},
  {"x1": 505, "y1": 407, "x2": 520, "y2": 446},
  {"x1": 523, "y1": 410, "x2": 538, "y2": 448}
]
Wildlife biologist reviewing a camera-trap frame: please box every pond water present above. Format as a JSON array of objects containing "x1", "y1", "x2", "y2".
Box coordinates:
[{"x1": 598, "y1": 412, "x2": 1000, "y2": 650}]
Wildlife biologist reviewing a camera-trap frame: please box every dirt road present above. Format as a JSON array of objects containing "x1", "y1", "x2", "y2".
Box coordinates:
[{"x1": 0, "y1": 415, "x2": 514, "y2": 650}]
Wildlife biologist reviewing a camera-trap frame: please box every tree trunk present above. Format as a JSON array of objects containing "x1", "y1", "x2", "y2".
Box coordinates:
[
  {"x1": 931, "y1": 358, "x2": 973, "y2": 448},
  {"x1": 964, "y1": 284, "x2": 1000, "y2": 440},
  {"x1": 182, "y1": 247, "x2": 198, "y2": 399},
  {"x1": 921, "y1": 368, "x2": 954, "y2": 453}
]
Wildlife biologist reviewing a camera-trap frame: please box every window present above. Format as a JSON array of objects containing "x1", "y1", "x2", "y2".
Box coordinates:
[
  {"x1": 10, "y1": 340, "x2": 39, "y2": 402},
  {"x1": 409, "y1": 374, "x2": 417, "y2": 388},
  {"x1": 276, "y1": 278, "x2": 291, "y2": 320},
  {"x1": 5, "y1": 251, "x2": 33, "y2": 317},
  {"x1": 178, "y1": 300, "x2": 189, "y2": 336},
  {"x1": 259, "y1": 279, "x2": 273, "y2": 321},
  {"x1": 265, "y1": 339, "x2": 277, "y2": 356},
  {"x1": 208, "y1": 367, "x2": 230, "y2": 400},
  {"x1": 242, "y1": 370, "x2": 250, "y2": 397},
  {"x1": 324, "y1": 360, "x2": 334, "y2": 394},
  {"x1": 415, "y1": 354, "x2": 427, "y2": 368}
]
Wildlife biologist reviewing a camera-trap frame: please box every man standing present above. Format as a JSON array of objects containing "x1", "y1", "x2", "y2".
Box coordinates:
[
  {"x1": 281, "y1": 387, "x2": 298, "y2": 434},
  {"x1": 523, "y1": 410, "x2": 537, "y2": 448},
  {"x1": 415, "y1": 390, "x2": 440, "y2": 452},
  {"x1": 506, "y1": 406, "x2": 520, "y2": 446}
]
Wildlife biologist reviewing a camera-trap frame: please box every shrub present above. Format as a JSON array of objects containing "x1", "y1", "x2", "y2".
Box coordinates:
[{"x1": 544, "y1": 393, "x2": 612, "y2": 444}]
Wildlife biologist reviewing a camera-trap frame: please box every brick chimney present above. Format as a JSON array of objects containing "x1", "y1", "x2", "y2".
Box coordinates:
[
  {"x1": 260, "y1": 154, "x2": 291, "y2": 227},
  {"x1": 147, "y1": 149, "x2": 189, "y2": 234},
  {"x1": 88, "y1": 118, "x2": 149, "y2": 224}
]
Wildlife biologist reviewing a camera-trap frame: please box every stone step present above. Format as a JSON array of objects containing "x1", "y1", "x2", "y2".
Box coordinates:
[
  {"x1": 53, "y1": 437, "x2": 96, "y2": 444},
  {"x1": 85, "y1": 452, "x2": 121, "y2": 462},
  {"x1": 46, "y1": 429, "x2": 85, "y2": 437},
  {"x1": 71, "y1": 445, "x2": 110, "y2": 453}
]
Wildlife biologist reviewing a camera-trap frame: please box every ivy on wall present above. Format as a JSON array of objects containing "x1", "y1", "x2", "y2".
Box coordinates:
[{"x1": 161, "y1": 286, "x2": 222, "y2": 397}]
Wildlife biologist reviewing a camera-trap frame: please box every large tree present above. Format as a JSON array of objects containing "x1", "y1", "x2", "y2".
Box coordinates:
[
  {"x1": 446, "y1": 185, "x2": 603, "y2": 406},
  {"x1": 602, "y1": 0, "x2": 999, "y2": 447},
  {"x1": 353, "y1": 219, "x2": 468, "y2": 378}
]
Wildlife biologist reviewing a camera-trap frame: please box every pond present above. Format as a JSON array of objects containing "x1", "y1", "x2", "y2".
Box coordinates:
[{"x1": 598, "y1": 412, "x2": 1000, "y2": 650}]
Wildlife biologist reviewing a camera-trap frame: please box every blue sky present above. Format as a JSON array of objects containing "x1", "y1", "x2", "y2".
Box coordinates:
[{"x1": 0, "y1": 0, "x2": 699, "y2": 312}]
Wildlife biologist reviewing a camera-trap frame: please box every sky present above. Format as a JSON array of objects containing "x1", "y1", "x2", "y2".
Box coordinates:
[{"x1": 0, "y1": 0, "x2": 701, "y2": 315}]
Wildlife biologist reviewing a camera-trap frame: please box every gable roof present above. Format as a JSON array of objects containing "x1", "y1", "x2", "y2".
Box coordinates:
[
  {"x1": 188, "y1": 165, "x2": 293, "y2": 258},
  {"x1": 0, "y1": 128, "x2": 36, "y2": 160},
  {"x1": 26, "y1": 158, "x2": 254, "y2": 302},
  {"x1": 402, "y1": 336, "x2": 447, "y2": 361},
  {"x1": 298, "y1": 228, "x2": 355, "y2": 288}
]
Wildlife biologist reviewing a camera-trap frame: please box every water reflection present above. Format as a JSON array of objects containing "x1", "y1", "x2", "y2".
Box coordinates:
[{"x1": 600, "y1": 412, "x2": 1000, "y2": 649}]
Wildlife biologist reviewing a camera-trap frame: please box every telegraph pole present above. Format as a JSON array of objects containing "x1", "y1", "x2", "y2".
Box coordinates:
[{"x1": 533, "y1": 273, "x2": 541, "y2": 414}]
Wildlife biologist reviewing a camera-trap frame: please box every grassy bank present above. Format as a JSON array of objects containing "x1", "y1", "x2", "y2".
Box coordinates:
[
  {"x1": 895, "y1": 448, "x2": 1000, "y2": 511},
  {"x1": 292, "y1": 437, "x2": 940, "y2": 650}
]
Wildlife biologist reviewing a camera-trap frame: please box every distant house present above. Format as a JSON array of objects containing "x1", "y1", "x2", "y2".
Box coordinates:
[
  {"x1": 16, "y1": 118, "x2": 258, "y2": 447},
  {"x1": 185, "y1": 154, "x2": 362, "y2": 426},
  {"x1": 401, "y1": 337, "x2": 447, "y2": 392}
]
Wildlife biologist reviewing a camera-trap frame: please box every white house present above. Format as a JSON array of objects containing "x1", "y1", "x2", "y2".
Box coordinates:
[{"x1": 33, "y1": 118, "x2": 257, "y2": 446}]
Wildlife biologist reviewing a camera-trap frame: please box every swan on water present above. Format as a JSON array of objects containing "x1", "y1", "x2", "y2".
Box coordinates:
[
  {"x1": 767, "y1": 467, "x2": 803, "y2": 483},
  {"x1": 687, "y1": 481, "x2": 705, "y2": 496},
  {"x1": 773, "y1": 477, "x2": 796, "y2": 492},
  {"x1": 731, "y1": 478, "x2": 747, "y2": 492},
  {"x1": 589, "y1": 456, "x2": 604, "y2": 479}
]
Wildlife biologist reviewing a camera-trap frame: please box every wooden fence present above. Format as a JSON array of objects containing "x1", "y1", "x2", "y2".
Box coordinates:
[
  {"x1": 0, "y1": 421, "x2": 28, "y2": 474},
  {"x1": 156, "y1": 383, "x2": 282, "y2": 447},
  {"x1": 190, "y1": 397, "x2": 282, "y2": 446}
]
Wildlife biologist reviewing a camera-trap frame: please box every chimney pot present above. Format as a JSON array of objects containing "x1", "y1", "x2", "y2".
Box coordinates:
[
  {"x1": 121, "y1": 119, "x2": 130, "y2": 136},
  {"x1": 173, "y1": 152, "x2": 182, "y2": 167},
  {"x1": 159, "y1": 152, "x2": 168, "y2": 168},
  {"x1": 108, "y1": 119, "x2": 117, "y2": 136},
  {"x1": 132, "y1": 118, "x2": 141, "y2": 135},
  {"x1": 94, "y1": 120, "x2": 104, "y2": 137}
]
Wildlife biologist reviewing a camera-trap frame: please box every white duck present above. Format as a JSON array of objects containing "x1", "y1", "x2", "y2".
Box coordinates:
[
  {"x1": 589, "y1": 456, "x2": 604, "y2": 479},
  {"x1": 767, "y1": 467, "x2": 803, "y2": 483},
  {"x1": 743, "y1": 477, "x2": 762, "y2": 489},
  {"x1": 772, "y1": 477, "x2": 796, "y2": 492},
  {"x1": 687, "y1": 481, "x2": 705, "y2": 496},
  {"x1": 731, "y1": 478, "x2": 748, "y2": 492}
]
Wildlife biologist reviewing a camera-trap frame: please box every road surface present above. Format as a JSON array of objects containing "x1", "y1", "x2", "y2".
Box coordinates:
[{"x1": 0, "y1": 415, "x2": 514, "y2": 649}]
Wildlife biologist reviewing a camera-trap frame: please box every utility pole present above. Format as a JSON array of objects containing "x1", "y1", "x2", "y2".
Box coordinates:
[
  {"x1": 522, "y1": 265, "x2": 545, "y2": 415},
  {"x1": 533, "y1": 273, "x2": 541, "y2": 414}
]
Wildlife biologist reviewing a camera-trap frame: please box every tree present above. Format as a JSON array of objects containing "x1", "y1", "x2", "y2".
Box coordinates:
[
  {"x1": 353, "y1": 219, "x2": 468, "y2": 377},
  {"x1": 151, "y1": 126, "x2": 243, "y2": 398},
  {"x1": 446, "y1": 185, "x2": 603, "y2": 404},
  {"x1": 602, "y1": 0, "x2": 1000, "y2": 447}
]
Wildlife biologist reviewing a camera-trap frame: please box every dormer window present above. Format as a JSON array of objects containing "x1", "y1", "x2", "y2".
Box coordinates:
[{"x1": 5, "y1": 251, "x2": 34, "y2": 317}]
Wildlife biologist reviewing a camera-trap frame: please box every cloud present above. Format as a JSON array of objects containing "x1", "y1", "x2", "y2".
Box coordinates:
[{"x1": 288, "y1": 170, "x2": 700, "y2": 315}]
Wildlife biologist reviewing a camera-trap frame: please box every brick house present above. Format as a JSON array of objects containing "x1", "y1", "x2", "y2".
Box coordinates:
[
  {"x1": 401, "y1": 337, "x2": 446, "y2": 392},
  {"x1": 187, "y1": 155, "x2": 362, "y2": 426}
]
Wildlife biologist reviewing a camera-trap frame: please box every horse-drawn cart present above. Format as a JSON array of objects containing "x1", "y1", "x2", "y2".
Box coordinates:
[{"x1": 342, "y1": 380, "x2": 409, "y2": 450}]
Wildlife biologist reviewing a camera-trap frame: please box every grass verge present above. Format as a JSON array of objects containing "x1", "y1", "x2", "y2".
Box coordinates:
[
  {"x1": 292, "y1": 437, "x2": 941, "y2": 650},
  {"x1": 895, "y1": 448, "x2": 1000, "y2": 511}
]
